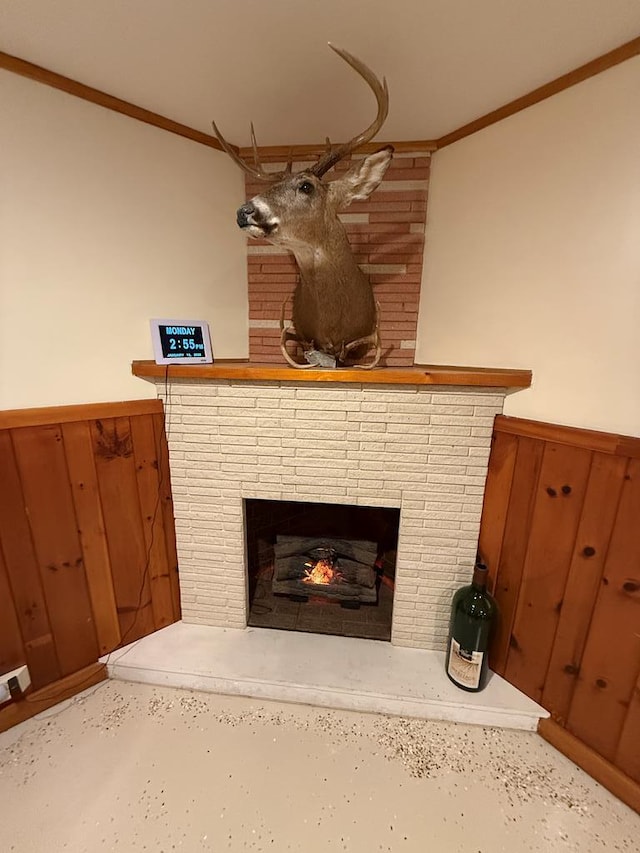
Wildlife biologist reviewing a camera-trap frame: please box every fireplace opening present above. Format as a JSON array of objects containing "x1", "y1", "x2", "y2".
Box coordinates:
[{"x1": 244, "y1": 499, "x2": 400, "y2": 641}]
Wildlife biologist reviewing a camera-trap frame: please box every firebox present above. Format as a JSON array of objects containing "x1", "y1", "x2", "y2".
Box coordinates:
[{"x1": 244, "y1": 499, "x2": 400, "y2": 641}]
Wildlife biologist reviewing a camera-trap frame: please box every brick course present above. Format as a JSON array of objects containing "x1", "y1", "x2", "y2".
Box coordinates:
[{"x1": 154, "y1": 378, "x2": 506, "y2": 651}]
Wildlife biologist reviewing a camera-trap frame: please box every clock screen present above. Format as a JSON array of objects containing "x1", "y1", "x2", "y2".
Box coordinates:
[{"x1": 158, "y1": 324, "x2": 206, "y2": 359}]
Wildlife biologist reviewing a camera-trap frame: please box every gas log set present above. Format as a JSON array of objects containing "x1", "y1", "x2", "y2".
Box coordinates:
[{"x1": 272, "y1": 536, "x2": 379, "y2": 604}]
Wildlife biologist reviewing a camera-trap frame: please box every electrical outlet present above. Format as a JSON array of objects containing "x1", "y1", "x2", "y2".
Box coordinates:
[{"x1": 0, "y1": 665, "x2": 31, "y2": 703}]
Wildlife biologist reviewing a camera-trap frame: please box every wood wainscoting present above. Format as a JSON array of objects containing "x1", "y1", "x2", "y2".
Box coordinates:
[
  {"x1": 479, "y1": 415, "x2": 640, "y2": 811},
  {"x1": 0, "y1": 399, "x2": 180, "y2": 729}
]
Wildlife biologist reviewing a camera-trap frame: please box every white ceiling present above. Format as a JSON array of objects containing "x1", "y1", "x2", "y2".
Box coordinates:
[{"x1": 1, "y1": 0, "x2": 639, "y2": 147}]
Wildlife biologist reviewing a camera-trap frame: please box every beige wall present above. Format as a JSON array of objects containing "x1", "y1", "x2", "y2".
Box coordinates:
[
  {"x1": 0, "y1": 70, "x2": 249, "y2": 410},
  {"x1": 417, "y1": 57, "x2": 640, "y2": 437},
  {"x1": 3, "y1": 56, "x2": 639, "y2": 434}
]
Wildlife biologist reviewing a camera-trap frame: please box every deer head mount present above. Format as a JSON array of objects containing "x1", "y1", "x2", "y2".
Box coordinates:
[{"x1": 212, "y1": 44, "x2": 393, "y2": 369}]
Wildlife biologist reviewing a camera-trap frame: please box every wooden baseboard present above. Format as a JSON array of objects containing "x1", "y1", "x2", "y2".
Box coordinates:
[
  {"x1": 0, "y1": 663, "x2": 108, "y2": 733},
  {"x1": 538, "y1": 718, "x2": 639, "y2": 814}
]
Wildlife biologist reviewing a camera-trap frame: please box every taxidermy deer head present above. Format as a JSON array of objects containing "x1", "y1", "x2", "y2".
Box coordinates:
[{"x1": 212, "y1": 44, "x2": 393, "y2": 369}]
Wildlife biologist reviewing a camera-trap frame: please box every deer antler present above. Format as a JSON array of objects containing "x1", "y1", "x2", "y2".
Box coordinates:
[
  {"x1": 310, "y1": 44, "x2": 389, "y2": 178},
  {"x1": 211, "y1": 120, "x2": 293, "y2": 183},
  {"x1": 212, "y1": 44, "x2": 387, "y2": 182}
]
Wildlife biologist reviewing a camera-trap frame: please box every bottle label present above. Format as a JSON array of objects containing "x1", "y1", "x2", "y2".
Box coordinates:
[{"x1": 447, "y1": 639, "x2": 483, "y2": 689}]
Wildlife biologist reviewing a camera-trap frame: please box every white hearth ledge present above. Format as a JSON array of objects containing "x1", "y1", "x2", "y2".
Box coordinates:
[{"x1": 103, "y1": 621, "x2": 547, "y2": 731}]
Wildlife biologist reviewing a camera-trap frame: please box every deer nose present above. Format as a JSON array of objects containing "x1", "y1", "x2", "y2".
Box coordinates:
[{"x1": 237, "y1": 203, "x2": 256, "y2": 228}]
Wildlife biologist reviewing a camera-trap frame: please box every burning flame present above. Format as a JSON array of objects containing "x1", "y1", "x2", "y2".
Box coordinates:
[{"x1": 302, "y1": 558, "x2": 343, "y2": 585}]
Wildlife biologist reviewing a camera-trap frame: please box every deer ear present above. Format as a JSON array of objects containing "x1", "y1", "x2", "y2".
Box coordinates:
[{"x1": 328, "y1": 146, "x2": 393, "y2": 209}]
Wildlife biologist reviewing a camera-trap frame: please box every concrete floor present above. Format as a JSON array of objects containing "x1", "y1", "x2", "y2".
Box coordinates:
[{"x1": 0, "y1": 680, "x2": 638, "y2": 852}]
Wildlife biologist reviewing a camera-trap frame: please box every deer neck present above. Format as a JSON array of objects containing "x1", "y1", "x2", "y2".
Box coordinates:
[{"x1": 288, "y1": 221, "x2": 361, "y2": 289}]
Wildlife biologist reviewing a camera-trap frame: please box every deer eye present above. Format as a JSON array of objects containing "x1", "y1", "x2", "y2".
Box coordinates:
[{"x1": 298, "y1": 181, "x2": 314, "y2": 195}]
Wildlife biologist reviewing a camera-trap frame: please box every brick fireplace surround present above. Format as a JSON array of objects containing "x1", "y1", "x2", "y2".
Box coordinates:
[{"x1": 134, "y1": 362, "x2": 530, "y2": 653}]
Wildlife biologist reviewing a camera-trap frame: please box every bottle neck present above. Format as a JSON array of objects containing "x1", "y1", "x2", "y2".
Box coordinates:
[{"x1": 471, "y1": 564, "x2": 488, "y2": 591}]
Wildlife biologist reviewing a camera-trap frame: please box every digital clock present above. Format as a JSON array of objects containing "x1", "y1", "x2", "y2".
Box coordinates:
[{"x1": 150, "y1": 319, "x2": 213, "y2": 365}]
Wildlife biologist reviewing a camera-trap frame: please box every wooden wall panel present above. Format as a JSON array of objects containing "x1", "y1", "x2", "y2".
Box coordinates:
[
  {"x1": 0, "y1": 431, "x2": 61, "y2": 688},
  {"x1": 481, "y1": 416, "x2": 640, "y2": 802},
  {"x1": 489, "y1": 436, "x2": 544, "y2": 674},
  {"x1": 565, "y1": 458, "x2": 640, "y2": 761},
  {"x1": 504, "y1": 443, "x2": 592, "y2": 701},
  {"x1": 130, "y1": 414, "x2": 175, "y2": 631},
  {"x1": 616, "y1": 670, "x2": 640, "y2": 782},
  {"x1": 91, "y1": 417, "x2": 155, "y2": 644},
  {"x1": 541, "y1": 453, "x2": 627, "y2": 723},
  {"x1": 12, "y1": 426, "x2": 99, "y2": 677},
  {"x1": 0, "y1": 400, "x2": 180, "y2": 705},
  {"x1": 478, "y1": 431, "x2": 517, "y2": 584},
  {"x1": 0, "y1": 545, "x2": 25, "y2": 674},
  {"x1": 62, "y1": 421, "x2": 121, "y2": 656}
]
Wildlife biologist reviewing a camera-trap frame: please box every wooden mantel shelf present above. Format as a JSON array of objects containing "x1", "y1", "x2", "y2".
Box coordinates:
[{"x1": 132, "y1": 360, "x2": 531, "y2": 389}]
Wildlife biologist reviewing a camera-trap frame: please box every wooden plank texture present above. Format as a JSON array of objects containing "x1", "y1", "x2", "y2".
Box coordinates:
[
  {"x1": 91, "y1": 417, "x2": 155, "y2": 644},
  {"x1": 541, "y1": 453, "x2": 627, "y2": 723},
  {"x1": 130, "y1": 415, "x2": 175, "y2": 631},
  {"x1": 152, "y1": 412, "x2": 181, "y2": 620},
  {"x1": 504, "y1": 443, "x2": 592, "y2": 702},
  {"x1": 566, "y1": 458, "x2": 640, "y2": 761},
  {"x1": 0, "y1": 545, "x2": 26, "y2": 675},
  {"x1": 0, "y1": 402, "x2": 180, "y2": 726},
  {"x1": 489, "y1": 436, "x2": 544, "y2": 674},
  {"x1": 132, "y1": 359, "x2": 532, "y2": 388},
  {"x1": 12, "y1": 426, "x2": 99, "y2": 677},
  {"x1": 0, "y1": 430, "x2": 61, "y2": 688},
  {"x1": 0, "y1": 399, "x2": 162, "y2": 430},
  {"x1": 479, "y1": 416, "x2": 640, "y2": 800},
  {"x1": 616, "y1": 669, "x2": 640, "y2": 783},
  {"x1": 495, "y1": 415, "x2": 640, "y2": 457},
  {"x1": 477, "y1": 431, "x2": 517, "y2": 588},
  {"x1": 62, "y1": 421, "x2": 121, "y2": 655}
]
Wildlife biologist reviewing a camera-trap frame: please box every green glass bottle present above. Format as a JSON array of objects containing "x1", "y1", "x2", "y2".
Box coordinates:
[{"x1": 446, "y1": 561, "x2": 496, "y2": 692}]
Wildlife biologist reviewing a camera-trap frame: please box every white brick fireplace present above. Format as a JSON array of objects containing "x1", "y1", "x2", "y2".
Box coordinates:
[{"x1": 145, "y1": 365, "x2": 523, "y2": 652}]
